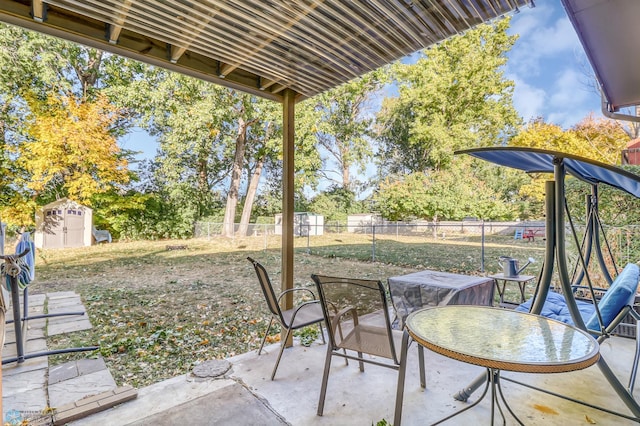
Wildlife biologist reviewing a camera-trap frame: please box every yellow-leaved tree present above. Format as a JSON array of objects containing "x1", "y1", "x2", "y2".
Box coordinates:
[
  {"x1": 509, "y1": 117, "x2": 630, "y2": 204},
  {"x1": 8, "y1": 93, "x2": 129, "y2": 224},
  {"x1": 571, "y1": 113, "x2": 629, "y2": 164}
]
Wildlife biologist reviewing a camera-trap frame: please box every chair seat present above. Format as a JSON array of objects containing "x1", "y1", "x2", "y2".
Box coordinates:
[
  {"x1": 281, "y1": 302, "x2": 325, "y2": 329},
  {"x1": 336, "y1": 323, "x2": 403, "y2": 361}
]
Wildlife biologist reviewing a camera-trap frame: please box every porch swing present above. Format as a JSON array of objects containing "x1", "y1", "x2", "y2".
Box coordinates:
[
  {"x1": 453, "y1": 147, "x2": 640, "y2": 422},
  {"x1": 563, "y1": 186, "x2": 639, "y2": 348}
]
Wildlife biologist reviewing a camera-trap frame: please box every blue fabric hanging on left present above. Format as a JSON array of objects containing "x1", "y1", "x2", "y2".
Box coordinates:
[{"x1": 6, "y1": 232, "x2": 35, "y2": 290}]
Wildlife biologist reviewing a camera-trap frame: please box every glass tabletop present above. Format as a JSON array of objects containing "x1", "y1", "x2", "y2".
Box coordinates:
[{"x1": 406, "y1": 306, "x2": 600, "y2": 373}]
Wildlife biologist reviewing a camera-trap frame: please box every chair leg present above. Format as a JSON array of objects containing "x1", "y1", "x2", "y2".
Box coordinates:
[
  {"x1": 258, "y1": 318, "x2": 274, "y2": 355},
  {"x1": 629, "y1": 321, "x2": 640, "y2": 394},
  {"x1": 271, "y1": 326, "x2": 293, "y2": 380},
  {"x1": 318, "y1": 322, "x2": 326, "y2": 344},
  {"x1": 357, "y1": 351, "x2": 364, "y2": 372},
  {"x1": 394, "y1": 330, "x2": 411, "y2": 426},
  {"x1": 318, "y1": 343, "x2": 334, "y2": 416}
]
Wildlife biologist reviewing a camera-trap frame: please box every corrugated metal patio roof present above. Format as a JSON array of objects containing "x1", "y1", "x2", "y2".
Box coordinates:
[{"x1": 0, "y1": 0, "x2": 531, "y2": 102}]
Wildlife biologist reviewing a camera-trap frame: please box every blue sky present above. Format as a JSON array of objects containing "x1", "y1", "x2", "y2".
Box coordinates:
[
  {"x1": 122, "y1": 0, "x2": 602, "y2": 164},
  {"x1": 506, "y1": 0, "x2": 601, "y2": 128}
]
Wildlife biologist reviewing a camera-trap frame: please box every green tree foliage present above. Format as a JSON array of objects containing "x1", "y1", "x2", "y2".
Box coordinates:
[
  {"x1": 121, "y1": 69, "x2": 309, "y2": 237},
  {"x1": 308, "y1": 186, "x2": 363, "y2": 222},
  {"x1": 313, "y1": 69, "x2": 386, "y2": 190},
  {"x1": 471, "y1": 160, "x2": 538, "y2": 219},
  {"x1": 119, "y1": 81, "x2": 325, "y2": 237},
  {"x1": 564, "y1": 166, "x2": 640, "y2": 227},
  {"x1": 293, "y1": 99, "x2": 329, "y2": 192},
  {"x1": 91, "y1": 189, "x2": 199, "y2": 240},
  {"x1": 130, "y1": 71, "x2": 236, "y2": 220},
  {"x1": 249, "y1": 100, "x2": 323, "y2": 221},
  {"x1": 374, "y1": 163, "x2": 513, "y2": 221},
  {"x1": 377, "y1": 19, "x2": 521, "y2": 174}
]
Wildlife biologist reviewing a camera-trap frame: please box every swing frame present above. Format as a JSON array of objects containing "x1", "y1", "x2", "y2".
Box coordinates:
[{"x1": 455, "y1": 147, "x2": 640, "y2": 420}]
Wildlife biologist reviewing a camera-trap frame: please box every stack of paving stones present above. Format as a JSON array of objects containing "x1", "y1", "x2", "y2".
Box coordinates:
[{"x1": 2, "y1": 291, "x2": 134, "y2": 424}]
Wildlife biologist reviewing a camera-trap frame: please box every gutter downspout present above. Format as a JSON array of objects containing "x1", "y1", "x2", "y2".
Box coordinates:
[{"x1": 601, "y1": 92, "x2": 640, "y2": 123}]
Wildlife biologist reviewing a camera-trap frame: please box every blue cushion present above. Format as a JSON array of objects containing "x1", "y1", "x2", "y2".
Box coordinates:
[
  {"x1": 584, "y1": 263, "x2": 639, "y2": 331},
  {"x1": 516, "y1": 291, "x2": 595, "y2": 326},
  {"x1": 517, "y1": 263, "x2": 640, "y2": 331}
]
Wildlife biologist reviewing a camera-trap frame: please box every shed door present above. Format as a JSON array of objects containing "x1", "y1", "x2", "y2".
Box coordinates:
[
  {"x1": 64, "y1": 208, "x2": 85, "y2": 247},
  {"x1": 43, "y1": 209, "x2": 65, "y2": 249}
]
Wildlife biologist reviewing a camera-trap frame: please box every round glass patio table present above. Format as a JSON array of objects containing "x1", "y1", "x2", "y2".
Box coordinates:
[{"x1": 406, "y1": 305, "x2": 600, "y2": 424}]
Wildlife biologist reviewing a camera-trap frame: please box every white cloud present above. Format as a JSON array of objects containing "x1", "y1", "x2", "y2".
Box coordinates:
[
  {"x1": 546, "y1": 68, "x2": 598, "y2": 127},
  {"x1": 509, "y1": 67, "x2": 600, "y2": 128},
  {"x1": 549, "y1": 69, "x2": 589, "y2": 108},
  {"x1": 507, "y1": 1, "x2": 584, "y2": 77},
  {"x1": 510, "y1": 76, "x2": 546, "y2": 122},
  {"x1": 506, "y1": 2, "x2": 602, "y2": 128}
]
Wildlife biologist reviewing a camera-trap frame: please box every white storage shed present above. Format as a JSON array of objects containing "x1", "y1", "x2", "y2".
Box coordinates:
[
  {"x1": 274, "y1": 213, "x2": 324, "y2": 236},
  {"x1": 34, "y1": 198, "x2": 93, "y2": 249}
]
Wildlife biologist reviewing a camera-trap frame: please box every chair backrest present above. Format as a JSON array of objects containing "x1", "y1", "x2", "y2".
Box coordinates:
[
  {"x1": 585, "y1": 262, "x2": 640, "y2": 331},
  {"x1": 247, "y1": 257, "x2": 283, "y2": 320},
  {"x1": 311, "y1": 274, "x2": 399, "y2": 364}
]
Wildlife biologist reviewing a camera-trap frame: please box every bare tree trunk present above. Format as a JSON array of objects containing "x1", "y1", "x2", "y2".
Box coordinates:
[
  {"x1": 342, "y1": 164, "x2": 350, "y2": 190},
  {"x1": 73, "y1": 49, "x2": 103, "y2": 99},
  {"x1": 238, "y1": 156, "x2": 264, "y2": 236},
  {"x1": 222, "y1": 118, "x2": 248, "y2": 237},
  {"x1": 196, "y1": 153, "x2": 209, "y2": 217},
  {"x1": 432, "y1": 216, "x2": 438, "y2": 239},
  {"x1": 339, "y1": 144, "x2": 351, "y2": 190}
]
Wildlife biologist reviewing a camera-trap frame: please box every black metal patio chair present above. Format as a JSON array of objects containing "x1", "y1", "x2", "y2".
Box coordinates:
[
  {"x1": 247, "y1": 257, "x2": 325, "y2": 380},
  {"x1": 311, "y1": 274, "x2": 425, "y2": 425}
]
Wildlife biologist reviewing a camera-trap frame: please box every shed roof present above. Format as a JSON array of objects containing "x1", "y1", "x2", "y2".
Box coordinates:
[
  {"x1": 0, "y1": 0, "x2": 531, "y2": 102},
  {"x1": 41, "y1": 197, "x2": 89, "y2": 209},
  {"x1": 627, "y1": 139, "x2": 640, "y2": 150}
]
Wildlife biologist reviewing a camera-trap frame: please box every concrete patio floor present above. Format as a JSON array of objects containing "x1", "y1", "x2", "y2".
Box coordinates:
[
  {"x1": 68, "y1": 331, "x2": 640, "y2": 425},
  {"x1": 3, "y1": 293, "x2": 640, "y2": 425}
]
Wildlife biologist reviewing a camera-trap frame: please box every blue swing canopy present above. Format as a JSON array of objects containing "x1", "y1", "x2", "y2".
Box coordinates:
[{"x1": 456, "y1": 147, "x2": 640, "y2": 198}]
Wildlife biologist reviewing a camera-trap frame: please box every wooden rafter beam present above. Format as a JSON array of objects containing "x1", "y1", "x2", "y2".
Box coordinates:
[
  {"x1": 31, "y1": 0, "x2": 43, "y2": 22},
  {"x1": 107, "y1": 0, "x2": 131, "y2": 44}
]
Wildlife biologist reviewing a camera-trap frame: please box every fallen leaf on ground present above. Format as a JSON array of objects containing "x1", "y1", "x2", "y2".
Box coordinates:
[{"x1": 532, "y1": 404, "x2": 559, "y2": 415}]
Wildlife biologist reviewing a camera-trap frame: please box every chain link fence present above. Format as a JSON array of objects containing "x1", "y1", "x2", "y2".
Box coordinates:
[{"x1": 194, "y1": 220, "x2": 640, "y2": 278}]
